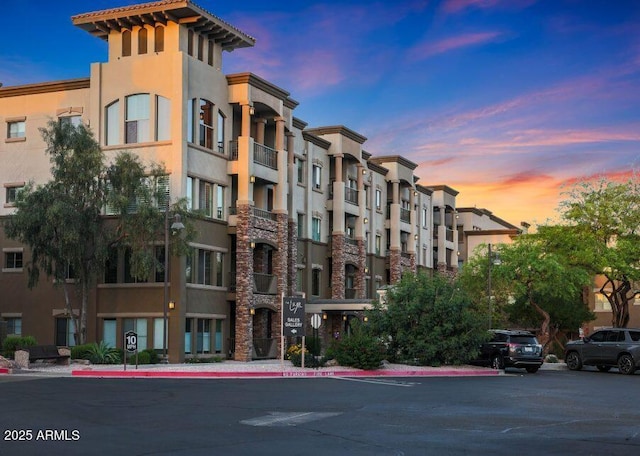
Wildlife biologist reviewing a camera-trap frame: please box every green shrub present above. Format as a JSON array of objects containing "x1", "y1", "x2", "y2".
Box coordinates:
[
  {"x1": 332, "y1": 321, "x2": 386, "y2": 370},
  {"x1": 3, "y1": 335, "x2": 37, "y2": 358},
  {"x1": 306, "y1": 336, "x2": 322, "y2": 356},
  {"x1": 86, "y1": 341, "x2": 121, "y2": 364},
  {"x1": 71, "y1": 344, "x2": 94, "y2": 360},
  {"x1": 127, "y1": 349, "x2": 158, "y2": 365},
  {"x1": 185, "y1": 355, "x2": 224, "y2": 363}
]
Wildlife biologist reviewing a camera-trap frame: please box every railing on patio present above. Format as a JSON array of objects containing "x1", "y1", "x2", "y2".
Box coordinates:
[
  {"x1": 253, "y1": 338, "x2": 278, "y2": 359},
  {"x1": 254, "y1": 143, "x2": 278, "y2": 169},
  {"x1": 253, "y1": 207, "x2": 277, "y2": 221},
  {"x1": 345, "y1": 187, "x2": 358, "y2": 204},
  {"x1": 254, "y1": 273, "x2": 276, "y2": 294},
  {"x1": 400, "y1": 208, "x2": 411, "y2": 223}
]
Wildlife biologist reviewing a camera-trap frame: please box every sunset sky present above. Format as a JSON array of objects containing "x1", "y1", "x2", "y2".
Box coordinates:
[{"x1": 2, "y1": 0, "x2": 638, "y2": 227}]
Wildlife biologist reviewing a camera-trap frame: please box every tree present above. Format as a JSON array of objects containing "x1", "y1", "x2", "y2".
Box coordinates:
[
  {"x1": 5, "y1": 120, "x2": 191, "y2": 345},
  {"x1": 460, "y1": 232, "x2": 593, "y2": 351},
  {"x1": 559, "y1": 177, "x2": 640, "y2": 328},
  {"x1": 368, "y1": 272, "x2": 488, "y2": 366}
]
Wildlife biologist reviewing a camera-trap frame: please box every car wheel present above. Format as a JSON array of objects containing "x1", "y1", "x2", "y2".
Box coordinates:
[
  {"x1": 525, "y1": 367, "x2": 539, "y2": 373},
  {"x1": 491, "y1": 354, "x2": 504, "y2": 370},
  {"x1": 565, "y1": 351, "x2": 582, "y2": 371},
  {"x1": 618, "y1": 354, "x2": 636, "y2": 375},
  {"x1": 596, "y1": 365, "x2": 611, "y2": 372}
]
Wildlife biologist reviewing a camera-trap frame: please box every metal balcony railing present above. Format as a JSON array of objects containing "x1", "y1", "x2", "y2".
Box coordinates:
[
  {"x1": 254, "y1": 143, "x2": 278, "y2": 169},
  {"x1": 400, "y1": 208, "x2": 411, "y2": 223},
  {"x1": 254, "y1": 273, "x2": 276, "y2": 294},
  {"x1": 345, "y1": 187, "x2": 358, "y2": 204},
  {"x1": 253, "y1": 207, "x2": 277, "y2": 221}
]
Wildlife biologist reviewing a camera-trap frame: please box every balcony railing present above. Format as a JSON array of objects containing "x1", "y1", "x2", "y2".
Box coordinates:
[
  {"x1": 253, "y1": 207, "x2": 277, "y2": 221},
  {"x1": 400, "y1": 208, "x2": 411, "y2": 223},
  {"x1": 345, "y1": 187, "x2": 358, "y2": 204},
  {"x1": 228, "y1": 140, "x2": 278, "y2": 170},
  {"x1": 345, "y1": 288, "x2": 357, "y2": 299},
  {"x1": 345, "y1": 237, "x2": 358, "y2": 247},
  {"x1": 254, "y1": 273, "x2": 276, "y2": 294},
  {"x1": 229, "y1": 271, "x2": 237, "y2": 291},
  {"x1": 254, "y1": 143, "x2": 278, "y2": 169}
]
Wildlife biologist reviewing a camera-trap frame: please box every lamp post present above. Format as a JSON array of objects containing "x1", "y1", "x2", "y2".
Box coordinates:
[
  {"x1": 486, "y1": 243, "x2": 501, "y2": 330},
  {"x1": 162, "y1": 205, "x2": 184, "y2": 364}
]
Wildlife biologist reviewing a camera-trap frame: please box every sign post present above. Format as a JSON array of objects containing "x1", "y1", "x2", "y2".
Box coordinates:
[
  {"x1": 124, "y1": 330, "x2": 138, "y2": 370},
  {"x1": 282, "y1": 295, "x2": 306, "y2": 367}
]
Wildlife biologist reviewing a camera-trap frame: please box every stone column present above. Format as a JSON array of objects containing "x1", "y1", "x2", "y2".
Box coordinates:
[{"x1": 234, "y1": 203, "x2": 254, "y2": 361}]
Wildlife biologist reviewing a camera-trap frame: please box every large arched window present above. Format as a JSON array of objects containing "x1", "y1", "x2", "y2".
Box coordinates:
[
  {"x1": 125, "y1": 94, "x2": 150, "y2": 144},
  {"x1": 154, "y1": 26, "x2": 164, "y2": 52},
  {"x1": 138, "y1": 28, "x2": 148, "y2": 54},
  {"x1": 199, "y1": 99, "x2": 214, "y2": 149},
  {"x1": 105, "y1": 100, "x2": 120, "y2": 145},
  {"x1": 122, "y1": 30, "x2": 131, "y2": 57}
]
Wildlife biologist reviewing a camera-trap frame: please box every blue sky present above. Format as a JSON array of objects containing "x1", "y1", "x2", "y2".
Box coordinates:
[{"x1": 2, "y1": 0, "x2": 639, "y2": 226}]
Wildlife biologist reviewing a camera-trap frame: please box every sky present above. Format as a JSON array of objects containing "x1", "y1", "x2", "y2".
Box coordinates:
[{"x1": 1, "y1": 0, "x2": 639, "y2": 227}]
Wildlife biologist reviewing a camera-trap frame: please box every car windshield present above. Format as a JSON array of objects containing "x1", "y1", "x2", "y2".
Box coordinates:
[{"x1": 510, "y1": 336, "x2": 538, "y2": 345}]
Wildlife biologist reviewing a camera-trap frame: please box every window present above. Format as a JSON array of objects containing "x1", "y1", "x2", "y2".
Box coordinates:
[
  {"x1": 186, "y1": 176, "x2": 194, "y2": 210},
  {"x1": 187, "y1": 30, "x2": 194, "y2": 56},
  {"x1": 188, "y1": 248, "x2": 224, "y2": 286},
  {"x1": 126, "y1": 94, "x2": 150, "y2": 143},
  {"x1": 156, "y1": 95, "x2": 171, "y2": 141},
  {"x1": 138, "y1": 28, "x2": 148, "y2": 54},
  {"x1": 103, "y1": 319, "x2": 116, "y2": 348},
  {"x1": 185, "y1": 319, "x2": 192, "y2": 354},
  {"x1": 208, "y1": 40, "x2": 214, "y2": 66},
  {"x1": 595, "y1": 292, "x2": 612, "y2": 311},
  {"x1": 375, "y1": 235, "x2": 381, "y2": 256},
  {"x1": 217, "y1": 110, "x2": 225, "y2": 153},
  {"x1": 104, "y1": 248, "x2": 118, "y2": 283},
  {"x1": 199, "y1": 99, "x2": 214, "y2": 149},
  {"x1": 123, "y1": 318, "x2": 148, "y2": 350},
  {"x1": 5, "y1": 185, "x2": 23, "y2": 205},
  {"x1": 312, "y1": 217, "x2": 321, "y2": 242},
  {"x1": 312, "y1": 165, "x2": 322, "y2": 190},
  {"x1": 296, "y1": 269, "x2": 303, "y2": 292},
  {"x1": 312, "y1": 269, "x2": 321, "y2": 296},
  {"x1": 55, "y1": 317, "x2": 76, "y2": 347},
  {"x1": 4, "y1": 251, "x2": 23, "y2": 269},
  {"x1": 215, "y1": 320, "x2": 223, "y2": 353},
  {"x1": 197, "y1": 319, "x2": 211, "y2": 353},
  {"x1": 7, "y1": 120, "x2": 25, "y2": 139},
  {"x1": 5, "y1": 317, "x2": 22, "y2": 336},
  {"x1": 297, "y1": 158, "x2": 305, "y2": 184},
  {"x1": 195, "y1": 179, "x2": 224, "y2": 219},
  {"x1": 422, "y1": 208, "x2": 428, "y2": 228},
  {"x1": 297, "y1": 213, "x2": 304, "y2": 238},
  {"x1": 375, "y1": 189, "x2": 382, "y2": 211},
  {"x1": 198, "y1": 35, "x2": 204, "y2": 61},
  {"x1": 106, "y1": 101, "x2": 120, "y2": 146},
  {"x1": 154, "y1": 26, "x2": 164, "y2": 52},
  {"x1": 59, "y1": 115, "x2": 82, "y2": 128},
  {"x1": 153, "y1": 318, "x2": 165, "y2": 350},
  {"x1": 187, "y1": 99, "x2": 195, "y2": 143},
  {"x1": 122, "y1": 30, "x2": 131, "y2": 57}
]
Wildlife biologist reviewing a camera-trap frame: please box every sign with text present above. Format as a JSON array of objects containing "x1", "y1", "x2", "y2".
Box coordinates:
[{"x1": 282, "y1": 296, "x2": 306, "y2": 337}]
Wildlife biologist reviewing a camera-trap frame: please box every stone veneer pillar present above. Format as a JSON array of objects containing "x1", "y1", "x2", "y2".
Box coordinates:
[
  {"x1": 355, "y1": 239, "x2": 366, "y2": 298},
  {"x1": 234, "y1": 204, "x2": 254, "y2": 361},
  {"x1": 389, "y1": 249, "x2": 402, "y2": 284},
  {"x1": 332, "y1": 234, "x2": 346, "y2": 299},
  {"x1": 274, "y1": 212, "x2": 289, "y2": 355},
  {"x1": 288, "y1": 219, "x2": 298, "y2": 295}
]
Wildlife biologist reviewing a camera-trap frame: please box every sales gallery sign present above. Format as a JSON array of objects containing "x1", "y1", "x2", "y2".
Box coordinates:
[{"x1": 283, "y1": 296, "x2": 306, "y2": 337}]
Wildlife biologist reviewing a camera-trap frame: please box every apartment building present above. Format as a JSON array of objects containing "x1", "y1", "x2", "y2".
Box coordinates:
[{"x1": 0, "y1": 0, "x2": 456, "y2": 362}]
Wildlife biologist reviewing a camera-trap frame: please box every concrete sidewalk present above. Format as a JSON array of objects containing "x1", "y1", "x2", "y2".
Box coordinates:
[{"x1": 1, "y1": 359, "x2": 566, "y2": 379}]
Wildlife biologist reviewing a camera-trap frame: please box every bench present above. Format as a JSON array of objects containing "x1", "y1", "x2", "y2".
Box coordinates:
[{"x1": 14, "y1": 345, "x2": 71, "y2": 369}]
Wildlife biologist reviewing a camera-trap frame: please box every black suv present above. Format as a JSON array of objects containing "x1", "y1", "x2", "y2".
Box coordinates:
[
  {"x1": 474, "y1": 330, "x2": 544, "y2": 373},
  {"x1": 564, "y1": 328, "x2": 640, "y2": 375}
]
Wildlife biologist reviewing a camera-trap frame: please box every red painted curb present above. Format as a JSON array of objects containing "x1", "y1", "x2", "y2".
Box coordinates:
[
  {"x1": 0, "y1": 367, "x2": 10, "y2": 375},
  {"x1": 71, "y1": 369, "x2": 498, "y2": 379}
]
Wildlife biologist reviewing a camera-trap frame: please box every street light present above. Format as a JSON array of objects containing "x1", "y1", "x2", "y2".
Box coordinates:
[
  {"x1": 487, "y1": 243, "x2": 501, "y2": 329},
  {"x1": 162, "y1": 206, "x2": 184, "y2": 364}
]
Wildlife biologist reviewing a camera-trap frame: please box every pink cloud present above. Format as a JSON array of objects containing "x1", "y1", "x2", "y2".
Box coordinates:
[
  {"x1": 408, "y1": 31, "x2": 503, "y2": 60},
  {"x1": 441, "y1": 0, "x2": 536, "y2": 15}
]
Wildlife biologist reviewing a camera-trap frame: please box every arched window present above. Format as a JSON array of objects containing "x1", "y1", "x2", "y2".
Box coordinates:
[
  {"x1": 138, "y1": 28, "x2": 148, "y2": 54},
  {"x1": 105, "y1": 100, "x2": 120, "y2": 145},
  {"x1": 187, "y1": 30, "x2": 194, "y2": 56},
  {"x1": 122, "y1": 30, "x2": 131, "y2": 57},
  {"x1": 125, "y1": 94, "x2": 150, "y2": 144},
  {"x1": 154, "y1": 26, "x2": 164, "y2": 52},
  {"x1": 199, "y1": 99, "x2": 214, "y2": 149}
]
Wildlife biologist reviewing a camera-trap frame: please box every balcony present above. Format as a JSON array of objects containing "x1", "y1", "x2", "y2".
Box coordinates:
[
  {"x1": 345, "y1": 187, "x2": 358, "y2": 204},
  {"x1": 254, "y1": 273, "x2": 277, "y2": 294},
  {"x1": 400, "y1": 208, "x2": 411, "y2": 223},
  {"x1": 228, "y1": 140, "x2": 278, "y2": 170}
]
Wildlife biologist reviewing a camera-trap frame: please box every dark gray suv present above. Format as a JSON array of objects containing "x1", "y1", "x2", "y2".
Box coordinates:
[
  {"x1": 474, "y1": 329, "x2": 544, "y2": 373},
  {"x1": 565, "y1": 328, "x2": 640, "y2": 375}
]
